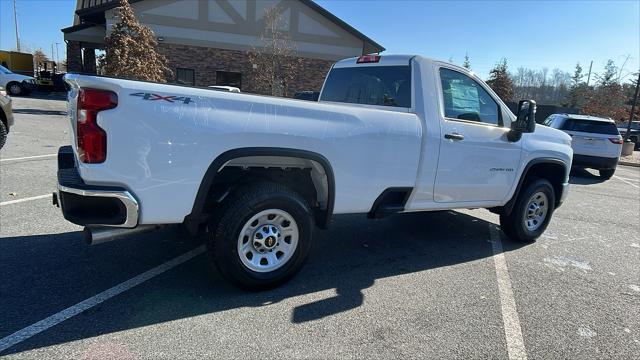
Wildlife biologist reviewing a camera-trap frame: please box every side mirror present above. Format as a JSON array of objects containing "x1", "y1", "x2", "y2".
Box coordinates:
[{"x1": 508, "y1": 99, "x2": 536, "y2": 142}]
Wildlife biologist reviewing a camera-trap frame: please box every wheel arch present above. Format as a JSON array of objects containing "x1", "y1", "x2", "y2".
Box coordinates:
[
  {"x1": 503, "y1": 158, "x2": 568, "y2": 215},
  {"x1": 184, "y1": 147, "x2": 335, "y2": 233}
]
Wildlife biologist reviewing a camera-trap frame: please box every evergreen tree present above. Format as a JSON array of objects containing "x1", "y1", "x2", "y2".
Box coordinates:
[
  {"x1": 566, "y1": 62, "x2": 585, "y2": 108},
  {"x1": 583, "y1": 60, "x2": 626, "y2": 120},
  {"x1": 486, "y1": 58, "x2": 514, "y2": 102},
  {"x1": 104, "y1": 0, "x2": 172, "y2": 82},
  {"x1": 463, "y1": 52, "x2": 471, "y2": 70}
]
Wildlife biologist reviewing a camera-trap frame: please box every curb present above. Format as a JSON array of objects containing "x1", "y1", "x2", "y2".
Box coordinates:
[{"x1": 619, "y1": 161, "x2": 640, "y2": 168}]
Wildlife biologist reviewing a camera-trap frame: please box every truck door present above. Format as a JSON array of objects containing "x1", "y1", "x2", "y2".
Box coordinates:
[{"x1": 433, "y1": 67, "x2": 521, "y2": 203}]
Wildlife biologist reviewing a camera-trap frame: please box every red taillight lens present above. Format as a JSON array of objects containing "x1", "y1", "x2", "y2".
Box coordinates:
[
  {"x1": 356, "y1": 54, "x2": 381, "y2": 64},
  {"x1": 77, "y1": 88, "x2": 117, "y2": 163},
  {"x1": 608, "y1": 138, "x2": 623, "y2": 144}
]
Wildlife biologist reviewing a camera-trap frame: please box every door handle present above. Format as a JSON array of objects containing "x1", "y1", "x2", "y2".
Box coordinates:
[{"x1": 444, "y1": 133, "x2": 464, "y2": 141}]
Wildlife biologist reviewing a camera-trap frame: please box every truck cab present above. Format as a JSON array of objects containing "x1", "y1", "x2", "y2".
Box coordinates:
[{"x1": 319, "y1": 55, "x2": 571, "y2": 211}]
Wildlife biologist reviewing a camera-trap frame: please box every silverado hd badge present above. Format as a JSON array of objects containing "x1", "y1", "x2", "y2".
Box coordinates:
[{"x1": 130, "y1": 92, "x2": 193, "y2": 104}]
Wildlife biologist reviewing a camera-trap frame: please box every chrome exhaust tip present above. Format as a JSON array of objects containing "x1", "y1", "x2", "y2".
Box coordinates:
[{"x1": 84, "y1": 225, "x2": 161, "y2": 245}]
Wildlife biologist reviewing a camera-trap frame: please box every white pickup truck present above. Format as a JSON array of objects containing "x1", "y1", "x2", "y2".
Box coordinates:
[{"x1": 56, "y1": 55, "x2": 572, "y2": 289}]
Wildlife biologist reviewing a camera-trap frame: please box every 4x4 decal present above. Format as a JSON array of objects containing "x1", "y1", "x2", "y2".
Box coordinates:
[{"x1": 131, "y1": 92, "x2": 193, "y2": 104}]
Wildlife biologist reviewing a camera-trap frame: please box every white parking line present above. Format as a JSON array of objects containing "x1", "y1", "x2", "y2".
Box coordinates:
[
  {"x1": 489, "y1": 226, "x2": 528, "y2": 360},
  {"x1": 614, "y1": 176, "x2": 639, "y2": 182},
  {"x1": 0, "y1": 245, "x2": 206, "y2": 353},
  {"x1": 613, "y1": 175, "x2": 640, "y2": 189},
  {"x1": 0, "y1": 154, "x2": 57, "y2": 162},
  {"x1": 0, "y1": 194, "x2": 52, "y2": 206}
]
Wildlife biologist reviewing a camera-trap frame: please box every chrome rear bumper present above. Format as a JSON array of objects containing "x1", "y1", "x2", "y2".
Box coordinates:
[{"x1": 56, "y1": 146, "x2": 139, "y2": 228}]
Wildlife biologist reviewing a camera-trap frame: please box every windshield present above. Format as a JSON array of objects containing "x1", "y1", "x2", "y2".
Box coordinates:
[{"x1": 0, "y1": 65, "x2": 13, "y2": 74}]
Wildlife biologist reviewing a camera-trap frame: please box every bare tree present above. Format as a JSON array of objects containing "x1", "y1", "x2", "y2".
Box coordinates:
[
  {"x1": 247, "y1": 5, "x2": 303, "y2": 97},
  {"x1": 33, "y1": 49, "x2": 48, "y2": 69},
  {"x1": 103, "y1": 0, "x2": 172, "y2": 82}
]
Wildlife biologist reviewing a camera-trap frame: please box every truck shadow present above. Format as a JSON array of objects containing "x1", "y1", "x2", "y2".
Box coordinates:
[{"x1": 0, "y1": 211, "x2": 526, "y2": 355}]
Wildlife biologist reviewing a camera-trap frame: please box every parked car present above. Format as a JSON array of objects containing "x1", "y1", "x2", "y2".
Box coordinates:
[
  {"x1": 293, "y1": 91, "x2": 320, "y2": 101},
  {"x1": 543, "y1": 114, "x2": 622, "y2": 179},
  {"x1": 56, "y1": 55, "x2": 572, "y2": 290},
  {"x1": 618, "y1": 120, "x2": 639, "y2": 149},
  {"x1": 207, "y1": 85, "x2": 241, "y2": 93},
  {"x1": 0, "y1": 86, "x2": 14, "y2": 150},
  {"x1": 0, "y1": 64, "x2": 36, "y2": 96}
]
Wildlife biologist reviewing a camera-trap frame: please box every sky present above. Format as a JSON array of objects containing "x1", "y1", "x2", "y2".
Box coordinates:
[{"x1": 1, "y1": 0, "x2": 639, "y2": 81}]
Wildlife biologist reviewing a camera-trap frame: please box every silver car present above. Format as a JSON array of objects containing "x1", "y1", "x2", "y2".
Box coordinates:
[{"x1": 0, "y1": 86, "x2": 15, "y2": 149}]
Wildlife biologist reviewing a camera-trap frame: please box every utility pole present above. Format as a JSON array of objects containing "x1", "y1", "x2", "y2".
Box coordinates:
[
  {"x1": 55, "y1": 42, "x2": 60, "y2": 64},
  {"x1": 13, "y1": 0, "x2": 21, "y2": 51},
  {"x1": 586, "y1": 60, "x2": 593, "y2": 86},
  {"x1": 624, "y1": 71, "x2": 640, "y2": 142}
]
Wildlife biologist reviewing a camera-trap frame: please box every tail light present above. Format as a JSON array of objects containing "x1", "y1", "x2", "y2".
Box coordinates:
[
  {"x1": 356, "y1": 55, "x2": 381, "y2": 64},
  {"x1": 608, "y1": 138, "x2": 623, "y2": 144},
  {"x1": 77, "y1": 88, "x2": 117, "y2": 163}
]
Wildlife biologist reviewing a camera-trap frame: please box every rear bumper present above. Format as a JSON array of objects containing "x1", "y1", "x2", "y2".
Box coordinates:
[
  {"x1": 56, "y1": 146, "x2": 139, "y2": 228},
  {"x1": 572, "y1": 154, "x2": 618, "y2": 169}
]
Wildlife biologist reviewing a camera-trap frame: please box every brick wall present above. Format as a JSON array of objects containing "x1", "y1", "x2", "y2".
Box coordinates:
[
  {"x1": 66, "y1": 41, "x2": 83, "y2": 73},
  {"x1": 157, "y1": 43, "x2": 333, "y2": 96}
]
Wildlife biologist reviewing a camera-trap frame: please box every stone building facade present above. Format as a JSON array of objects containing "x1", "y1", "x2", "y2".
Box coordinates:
[{"x1": 62, "y1": 0, "x2": 384, "y2": 96}]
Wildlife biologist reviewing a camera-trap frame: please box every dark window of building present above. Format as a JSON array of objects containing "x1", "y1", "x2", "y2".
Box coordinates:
[
  {"x1": 176, "y1": 68, "x2": 195, "y2": 86},
  {"x1": 216, "y1": 71, "x2": 242, "y2": 88},
  {"x1": 320, "y1": 66, "x2": 411, "y2": 107}
]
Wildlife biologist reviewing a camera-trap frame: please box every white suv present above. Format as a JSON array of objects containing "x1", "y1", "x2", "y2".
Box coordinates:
[{"x1": 543, "y1": 114, "x2": 622, "y2": 179}]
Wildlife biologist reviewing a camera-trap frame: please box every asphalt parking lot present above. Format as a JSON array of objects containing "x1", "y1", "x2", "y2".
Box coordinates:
[{"x1": 1, "y1": 95, "x2": 639, "y2": 359}]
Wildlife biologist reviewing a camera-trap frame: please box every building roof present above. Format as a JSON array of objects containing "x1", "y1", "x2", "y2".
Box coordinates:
[{"x1": 64, "y1": 0, "x2": 384, "y2": 52}]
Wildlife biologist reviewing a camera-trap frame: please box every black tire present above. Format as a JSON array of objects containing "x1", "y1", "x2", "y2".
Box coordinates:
[
  {"x1": 0, "y1": 121, "x2": 6, "y2": 150},
  {"x1": 6, "y1": 82, "x2": 23, "y2": 96},
  {"x1": 599, "y1": 168, "x2": 615, "y2": 179},
  {"x1": 500, "y1": 178, "x2": 555, "y2": 243},
  {"x1": 208, "y1": 182, "x2": 314, "y2": 290}
]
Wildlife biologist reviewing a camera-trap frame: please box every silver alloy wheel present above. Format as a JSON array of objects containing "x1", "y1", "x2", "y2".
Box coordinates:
[
  {"x1": 237, "y1": 209, "x2": 299, "y2": 273},
  {"x1": 9, "y1": 83, "x2": 22, "y2": 95},
  {"x1": 524, "y1": 191, "x2": 548, "y2": 231}
]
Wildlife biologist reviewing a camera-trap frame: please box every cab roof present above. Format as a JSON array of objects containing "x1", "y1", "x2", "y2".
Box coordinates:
[
  {"x1": 333, "y1": 54, "x2": 417, "y2": 68},
  {"x1": 332, "y1": 54, "x2": 474, "y2": 76}
]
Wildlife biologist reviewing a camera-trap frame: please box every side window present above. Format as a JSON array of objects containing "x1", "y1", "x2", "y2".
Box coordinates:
[
  {"x1": 439, "y1": 68, "x2": 500, "y2": 126},
  {"x1": 543, "y1": 115, "x2": 555, "y2": 126}
]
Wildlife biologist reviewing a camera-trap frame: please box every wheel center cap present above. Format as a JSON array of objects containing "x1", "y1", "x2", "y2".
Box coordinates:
[{"x1": 265, "y1": 236, "x2": 276, "y2": 249}]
